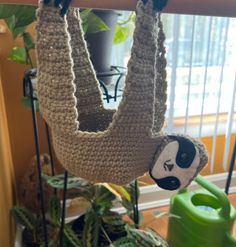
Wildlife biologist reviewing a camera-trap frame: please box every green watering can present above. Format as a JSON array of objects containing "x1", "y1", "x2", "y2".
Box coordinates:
[{"x1": 167, "y1": 175, "x2": 236, "y2": 247}]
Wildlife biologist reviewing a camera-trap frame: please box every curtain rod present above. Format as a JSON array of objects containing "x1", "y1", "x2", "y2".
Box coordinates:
[{"x1": 0, "y1": 0, "x2": 235, "y2": 18}]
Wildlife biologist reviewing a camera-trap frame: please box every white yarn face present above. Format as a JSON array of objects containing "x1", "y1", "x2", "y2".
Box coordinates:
[{"x1": 150, "y1": 141, "x2": 200, "y2": 190}]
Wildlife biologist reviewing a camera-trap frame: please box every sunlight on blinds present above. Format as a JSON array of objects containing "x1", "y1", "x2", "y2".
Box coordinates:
[{"x1": 109, "y1": 12, "x2": 236, "y2": 174}]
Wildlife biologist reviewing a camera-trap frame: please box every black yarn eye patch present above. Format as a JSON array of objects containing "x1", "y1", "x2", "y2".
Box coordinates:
[
  {"x1": 168, "y1": 135, "x2": 196, "y2": 168},
  {"x1": 153, "y1": 176, "x2": 181, "y2": 191}
]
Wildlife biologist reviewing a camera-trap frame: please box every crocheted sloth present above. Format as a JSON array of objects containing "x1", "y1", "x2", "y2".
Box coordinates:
[{"x1": 36, "y1": 0, "x2": 208, "y2": 190}]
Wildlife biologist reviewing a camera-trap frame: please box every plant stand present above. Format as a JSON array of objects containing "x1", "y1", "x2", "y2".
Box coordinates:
[{"x1": 22, "y1": 66, "x2": 126, "y2": 247}]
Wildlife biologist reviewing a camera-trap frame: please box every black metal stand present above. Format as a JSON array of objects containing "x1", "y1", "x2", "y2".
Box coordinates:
[
  {"x1": 225, "y1": 139, "x2": 236, "y2": 194},
  {"x1": 97, "y1": 66, "x2": 126, "y2": 103},
  {"x1": 24, "y1": 69, "x2": 49, "y2": 246},
  {"x1": 23, "y1": 66, "x2": 126, "y2": 246},
  {"x1": 59, "y1": 171, "x2": 68, "y2": 246}
]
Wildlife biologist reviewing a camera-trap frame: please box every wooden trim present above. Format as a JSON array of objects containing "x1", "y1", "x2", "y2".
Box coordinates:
[
  {"x1": 0, "y1": 0, "x2": 236, "y2": 17},
  {"x1": 173, "y1": 112, "x2": 236, "y2": 127},
  {"x1": 0, "y1": 71, "x2": 15, "y2": 247}
]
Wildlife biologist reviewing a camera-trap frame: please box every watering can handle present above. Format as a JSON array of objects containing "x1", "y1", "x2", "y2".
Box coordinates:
[
  {"x1": 195, "y1": 175, "x2": 231, "y2": 218},
  {"x1": 195, "y1": 176, "x2": 236, "y2": 246},
  {"x1": 226, "y1": 232, "x2": 236, "y2": 247}
]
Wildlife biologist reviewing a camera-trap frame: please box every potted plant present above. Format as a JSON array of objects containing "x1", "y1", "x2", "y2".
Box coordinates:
[
  {"x1": 12, "y1": 173, "x2": 170, "y2": 246},
  {"x1": 84, "y1": 9, "x2": 135, "y2": 84},
  {"x1": 0, "y1": 4, "x2": 135, "y2": 74}
]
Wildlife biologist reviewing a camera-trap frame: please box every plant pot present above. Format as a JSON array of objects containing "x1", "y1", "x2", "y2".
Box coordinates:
[{"x1": 85, "y1": 10, "x2": 119, "y2": 84}]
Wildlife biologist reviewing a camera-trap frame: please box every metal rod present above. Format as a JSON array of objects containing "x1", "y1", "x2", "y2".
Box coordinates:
[
  {"x1": 45, "y1": 122, "x2": 57, "y2": 195},
  {"x1": 0, "y1": 0, "x2": 236, "y2": 17},
  {"x1": 225, "y1": 140, "x2": 236, "y2": 194},
  {"x1": 133, "y1": 179, "x2": 139, "y2": 228},
  {"x1": 29, "y1": 81, "x2": 48, "y2": 246},
  {"x1": 114, "y1": 74, "x2": 123, "y2": 102},
  {"x1": 59, "y1": 171, "x2": 68, "y2": 247},
  {"x1": 45, "y1": 122, "x2": 55, "y2": 176}
]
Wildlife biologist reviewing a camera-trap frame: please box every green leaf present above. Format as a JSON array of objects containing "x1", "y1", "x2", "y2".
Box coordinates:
[
  {"x1": 126, "y1": 225, "x2": 163, "y2": 247},
  {"x1": 64, "y1": 225, "x2": 82, "y2": 247},
  {"x1": 23, "y1": 32, "x2": 35, "y2": 50},
  {"x1": 95, "y1": 185, "x2": 116, "y2": 210},
  {"x1": 5, "y1": 16, "x2": 26, "y2": 39},
  {"x1": 0, "y1": 4, "x2": 20, "y2": 19},
  {"x1": 147, "y1": 229, "x2": 169, "y2": 247},
  {"x1": 43, "y1": 174, "x2": 91, "y2": 190},
  {"x1": 4, "y1": 15, "x2": 16, "y2": 33},
  {"x1": 11, "y1": 206, "x2": 37, "y2": 231},
  {"x1": 40, "y1": 240, "x2": 58, "y2": 247},
  {"x1": 43, "y1": 174, "x2": 94, "y2": 201},
  {"x1": 80, "y1": 9, "x2": 92, "y2": 34},
  {"x1": 111, "y1": 237, "x2": 136, "y2": 247},
  {"x1": 49, "y1": 196, "x2": 61, "y2": 226},
  {"x1": 8, "y1": 47, "x2": 28, "y2": 64},
  {"x1": 124, "y1": 181, "x2": 140, "y2": 205},
  {"x1": 102, "y1": 211, "x2": 124, "y2": 227},
  {"x1": 21, "y1": 96, "x2": 39, "y2": 111},
  {"x1": 13, "y1": 5, "x2": 37, "y2": 28},
  {"x1": 0, "y1": 5, "x2": 36, "y2": 39},
  {"x1": 80, "y1": 9, "x2": 92, "y2": 20},
  {"x1": 86, "y1": 11, "x2": 110, "y2": 34},
  {"x1": 13, "y1": 26, "x2": 26, "y2": 39},
  {"x1": 103, "y1": 183, "x2": 131, "y2": 202},
  {"x1": 114, "y1": 24, "x2": 131, "y2": 45},
  {"x1": 82, "y1": 209, "x2": 100, "y2": 247}
]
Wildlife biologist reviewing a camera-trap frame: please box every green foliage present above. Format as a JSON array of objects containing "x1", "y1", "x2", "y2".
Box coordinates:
[
  {"x1": 147, "y1": 229, "x2": 169, "y2": 247},
  {"x1": 8, "y1": 47, "x2": 28, "y2": 64},
  {"x1": 0, "y1": 4, "x2": 134, "y2": 67},
  {"x1": 48, "y1": 196, "x2": 61, "y2": 226},
  {"x1": 12, "y1": 174, "x2": 169, "y2": 246},
  {"x1": 81, "y1": 10, "x2": 110, "y2": 34},
  {"x1": 2, "y1": 5, "x2": 36, "y2": 38},
  {"x1": 40, "y1": 240, "x2": 57, "y2": 247},
  {"x1": 11, "y1": 206, "x2": 37, "y2": 231},
  {"x1": 23, "y1": 32, "x2": 35, "y2": 50},
  {"x1": 64, "y1": 225, "x2": 82, "y2": 247},
  {"x1": 95, "y1": 185, "x2": 116, "y2": 210},
  {"x1": 82, "y1": 209, "x2": 100, "y2": 247},
  {"x1": 21, "y1": 96, "x2": 39, "y2": 111},
  {"x1": 0, "y1": 5, "x2": 36, "y2": 66},
  {"x1": 114, "y1": 12, "x2": 135, "y2": 45},
  {"x1": 43, "y1": 174, "x2": 92, "y2": 190},
  {"x1": 126, "y1": 225, "x2": 163, "y2": 247},
  {"x1": 111, "y1": 237, "x2": 136, "y2": 247}
]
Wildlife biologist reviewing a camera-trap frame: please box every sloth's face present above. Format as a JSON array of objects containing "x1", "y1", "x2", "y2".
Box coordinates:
[{"x1": 150, "y1": 137, "x2": 200, "y2": 191}]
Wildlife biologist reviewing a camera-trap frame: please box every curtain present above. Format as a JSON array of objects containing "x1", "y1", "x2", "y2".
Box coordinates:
[{"x1": 0, "y1": 74, "x2": 15, "y2": 247}]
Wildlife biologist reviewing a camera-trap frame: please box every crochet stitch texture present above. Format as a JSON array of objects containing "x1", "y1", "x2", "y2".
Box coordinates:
[{"x1": 36, "y1": 0, "x2": 207, "y2": 185}]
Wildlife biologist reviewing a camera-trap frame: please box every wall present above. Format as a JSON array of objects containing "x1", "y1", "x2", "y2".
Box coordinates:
[{"x1": 0, "y1": 21, "x2": 48, "y2": 184}]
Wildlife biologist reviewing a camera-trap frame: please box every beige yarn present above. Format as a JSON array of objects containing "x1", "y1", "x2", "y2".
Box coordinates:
[{"x1": 36, "y1": 0, "x2": 207, "y2": 185}]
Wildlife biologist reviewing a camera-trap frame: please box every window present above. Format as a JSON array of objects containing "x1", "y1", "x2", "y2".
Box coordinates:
[
  {"x1": 109, "y1": 12, "x2": 236, "y2": 172},
  {"x1": 109, "y1": 13, "x2": 236, "y2": 135}
]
